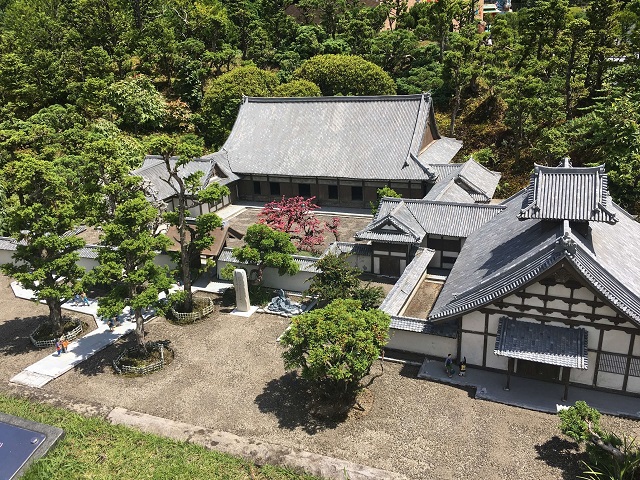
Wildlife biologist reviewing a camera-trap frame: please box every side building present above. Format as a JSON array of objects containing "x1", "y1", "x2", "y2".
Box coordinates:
[{"x1": 382, "y1": 161, "x2": 640, "y2": 397}]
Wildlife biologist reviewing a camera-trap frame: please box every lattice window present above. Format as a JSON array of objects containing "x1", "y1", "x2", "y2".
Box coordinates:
[
  {"x1": 630, "y1": 358, "x2": 640, "y2": 378},
  {"x1": 599, "y1": 353, "x2": 627, "y2": 375}
]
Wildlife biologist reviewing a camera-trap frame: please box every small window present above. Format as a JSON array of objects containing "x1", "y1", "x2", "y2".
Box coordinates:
[
  {"x1": 599, "y1": 353, "x2": 628, "y2": 375},
  {"x1": 253, "y1": 181, "x2": 261, "y2": 195},
  {"x1": 298, "y1": 183, "x2": 311, "y2": 197},
  {"x1": 351, "y1": 186, "x2": 363, "y2": 201},
  {"x1": 328, "y1": 185, "x2": 338, "y2": 200},
  {"x1": 270, "y1": 182, "x2": 280, "y2": 195}
]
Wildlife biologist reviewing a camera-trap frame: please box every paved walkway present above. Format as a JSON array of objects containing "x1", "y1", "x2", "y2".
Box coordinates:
[
  {"x1": 9, "y1": 282, "x2": 152, "y2": 388},
  {"x1": 418, "y1": 359, "x2": 640, "y2": 419}
]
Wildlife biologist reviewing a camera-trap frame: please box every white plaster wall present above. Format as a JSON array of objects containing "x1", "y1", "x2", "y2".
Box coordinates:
[
  {"x1": 597, "y1": 371, "x2": 625, "y2": 390},
  {"x1": 601, "y1": 329, "x2": 631, "y2": 355},
  {"x1": 217, "y1": 259, "x2": 316, "y2": 293},
  {"x1": 77, "y1": 258, "x2": 99, "y2": 272},
  {"x1": 524, "y1": 283, "x2": 546, "y2": 295},
  {"x1": 634, "y1": 339, "x2": 640, "y2": 356},
  {"x1": 573, "y1": 287, "x2": 595, "y2": 301},
  {"x1": 485, "y1": 352, "x2": 508, "y2": 370},
  {"x1": 461, "y1": 332, "x2": 484, "y2": 366},
  {"x1": 502, "y1": 294, "x2": 520, "y2": 304},
  {"x1": 626, "y1": 376, "x2": 640, "y2": 394},
  {"x1": 0, "y1": 249, "x2": 16, "y2": 265},
  {"x1": 463, "y1": 311, "x2": 484, "y2": 333},
  {"x1": 570, "y1": 351, "x2": 596, "y2": 386},
  {"x1": 153, "y1": 253, "x2": 177, "y2": 270},
  {"x1": 595, "y1": 305, "x2": 617, "y2": 318},
  {"x1": 386, "y1": 330, "x2": 456, "y2": 357}
]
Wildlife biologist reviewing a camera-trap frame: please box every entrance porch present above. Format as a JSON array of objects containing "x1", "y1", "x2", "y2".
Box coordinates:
[{"x1": 417, "y1": 359, "x2": 640, "y2": 419}]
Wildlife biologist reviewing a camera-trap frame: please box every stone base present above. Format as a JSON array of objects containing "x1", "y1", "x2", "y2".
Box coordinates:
[{"x1": 229, "y1": 306, "x2": 259, "y2": 317}]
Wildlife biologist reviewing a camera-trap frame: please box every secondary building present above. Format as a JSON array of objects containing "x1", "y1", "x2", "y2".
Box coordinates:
[{"x1": 381, "y1": 161, "x2": 640, "y2": 397}]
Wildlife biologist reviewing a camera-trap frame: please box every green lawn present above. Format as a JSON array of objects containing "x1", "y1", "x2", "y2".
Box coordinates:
[{"x1": 0, "y1": 395, "x2": 320, "y2": 480}]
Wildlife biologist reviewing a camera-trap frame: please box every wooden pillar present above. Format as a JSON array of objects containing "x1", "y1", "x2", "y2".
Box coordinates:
[
  {"x1": 505, "y1": 357, "x2": 514, "y2": 391},
  {"x1": 562, "y1": 367, "x2": 571, "y2": 402}
]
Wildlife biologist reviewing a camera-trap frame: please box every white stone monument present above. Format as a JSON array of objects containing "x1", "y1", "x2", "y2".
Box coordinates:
[{"x1": 230, "y1": 269, "x2": 257, "y2": 317}]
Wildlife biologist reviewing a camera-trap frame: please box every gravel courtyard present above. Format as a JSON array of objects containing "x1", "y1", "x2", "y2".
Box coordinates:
[{"x1": 1, "y1": 274, "x2": 640, "y2": 480}]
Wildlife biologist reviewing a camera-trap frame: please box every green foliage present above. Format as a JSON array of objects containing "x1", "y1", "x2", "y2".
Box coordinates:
[
  {"x1": 232, "y1": 224, "x2": 299, "y2": 284},
  {"x1": 85, "y1": 194, "x2": 172, "y2": 347},
  {"x1": 370, "y1": 185, "x2": 401, "y2": 215},
  {"x1": 272, "y1": 79, "x2": 322, "y2": 97},
  {"x1": 0, "y1": 394, "x2": 320, "y2": 480},
  {"x1": 306, "y1": 253, "x2": 361, "y2": 303},
  {"x1": 294, "y1": 54, "x2": 397, "y2": 96},
  {"x1": 0, "y1": 156, "x2": 85, "y2": 334},
  {"x1": 280, "y1": 299, "x2": 390, "y2": 401},
  {"x1": 352, "y1": 283, "x2": 385, "y2": 310},
  {"x1": 559, "y1": 400, "x2": 603, "y2": 443},
  {"x1": 108, "y1": 75, "x2": 167, "y2": 132},
  {"x1": 201, "y1": 65, "x2": 279, "y2": 146}
]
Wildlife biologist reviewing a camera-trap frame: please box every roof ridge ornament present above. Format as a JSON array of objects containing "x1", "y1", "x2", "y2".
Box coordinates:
[{"x1": 559, "y1": 157, "x2": 572, "y2": 168}]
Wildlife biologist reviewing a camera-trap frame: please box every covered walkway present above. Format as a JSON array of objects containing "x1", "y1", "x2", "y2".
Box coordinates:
[{"x1": 418, "y1": 359, "x2": 640, "y2": 419}]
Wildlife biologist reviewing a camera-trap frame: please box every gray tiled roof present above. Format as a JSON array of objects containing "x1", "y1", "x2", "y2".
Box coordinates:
[
  {"x1": 390, "y1": 316, "x2": 458, "y2": 337},
  {"x1": 0, "y1": 237, "x2": 100, "y2": 259},
  {"x1": 457, "y1": 160, "x2": 501, "y2": 202},
  {"x1": 324, "y1": 242, "x2": 372, "y2": 257},
  {"x1": 429, "y1": 189, "x2": 640, "y2": 325},
  {"x1": 219, "y1": 94, "x2": 462, "y2": 180},
  {"x1": 133, "y1": 154, "x2": 239, "y2": 201},
  {"x1": 423, "y1": 177, "x2": 476, "y2": 203},
  {"x1": 519, "y1": 164, "x2": 617, "y2": 223},
  {"x1": 359, "y1": 197, "x2": 505, "y2": 240},
  {"x1": 0, "y1": 236, "x2": 18, "y2": 251},
  {"x1": 494, "y1": 317, "x2": 588, "y2": 369},
  {"x1": 357, "y1": 201, "x2": 426, "y2": 244},
  {"x1": 380, "y1": 247, "x2": 435, "y2": 316},
  {"x1": 218, "y1": 247, "x2": 320, "y2": 273}
]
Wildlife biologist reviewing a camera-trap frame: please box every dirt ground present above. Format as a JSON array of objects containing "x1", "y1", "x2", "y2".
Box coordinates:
[
  {"x1": 2, "y1": 274, "x2": 640, "y2": 480},
  {"x1": 402, "y1": 281, "x2": 444, "y2": 318},
  {"x1": 224, "y1": 209, "x2": 372, "y2": 253}
]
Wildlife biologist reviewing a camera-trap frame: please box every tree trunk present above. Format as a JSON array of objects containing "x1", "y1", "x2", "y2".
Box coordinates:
[
  {"x1": 134, "y1": 306, "x2": 146, "y2": 352},
  {"x1": 46, "y1": 298, "x2": 64, "y2": 337},
  {"x1": 449, "y1": 84, "x2": 461, "y2": 136}
]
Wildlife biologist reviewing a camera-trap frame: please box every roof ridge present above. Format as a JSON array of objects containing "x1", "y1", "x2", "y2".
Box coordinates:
[
  {"x1": 245, "y1": 94, "x2": 428, "y2": 104},
  {"x1": 430, "y1": 245, "x2": 563, "y2": 321},
  {"x1": 394, "y1": 198, "x2": 506, "y2": 209}
]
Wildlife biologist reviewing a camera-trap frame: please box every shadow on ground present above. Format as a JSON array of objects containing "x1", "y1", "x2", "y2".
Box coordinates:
[
  {"x1": 535, "y1": 435, "x2": 588, "y2": 480},
  {"x1": 70, "y1": 334, "x2": 134, "y2": 377},
  {"x1": 0, "y1": 316, "x2": 48, "y2": 356},
  {"x1": 255, "y1": 371, "x2": 340, "y2": 435}
]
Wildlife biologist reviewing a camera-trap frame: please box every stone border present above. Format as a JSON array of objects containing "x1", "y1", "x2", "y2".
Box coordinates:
[
  {"x1": 112, "y1": 342, "x2": 173, "y2": 375},
  {"x1": 29, "y1": 318, "x2": 83, "y2": 349},
  {"x1": 170, "y1": 297, "x2": 215, "y2": 325}
]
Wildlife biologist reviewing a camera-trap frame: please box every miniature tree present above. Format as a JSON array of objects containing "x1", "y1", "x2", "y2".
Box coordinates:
[
  {"x1": 1, "y1": 156, "x2": 86, "y2": 336},
  {"x1": 231, "y1": 224, "x2": 299, "y2": 284},
  {"x1": 147, "y1": 134, "x2": 229, "y2": 313},
  {"x1": 85, "y1": 194, "x2": 172, "y2": 351},
  {"x1": 559, "y1": 401, "x2": 628, "y2": 461},
  {"x1": 307, "y1": 253, "x2": 384, "y2": 309},
  {"x1": 370, "y1": 185, "x2": 401, "y2": 215},
  {"x1": 259, "y1": 196, "x2": 340, "y2": 253},
  {"x1": 281, "y1": 299, "x2": 391, "y2": 404}
]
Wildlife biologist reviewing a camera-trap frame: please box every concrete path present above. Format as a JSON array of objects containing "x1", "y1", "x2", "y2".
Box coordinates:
[
  {"x1": 418, "y1": 359, "x2": 640, "y2": 419},
  {"x1": 9, "y1": 282, "x2": 153, "y2": 388},
  {"x1": 107, "y1": 407, "x2": 406, "y2": 480}
]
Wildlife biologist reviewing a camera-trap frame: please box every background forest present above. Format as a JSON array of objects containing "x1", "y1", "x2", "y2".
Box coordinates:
[{"x1": 0, "y1": 0, "x2": 638, "y2": 220}]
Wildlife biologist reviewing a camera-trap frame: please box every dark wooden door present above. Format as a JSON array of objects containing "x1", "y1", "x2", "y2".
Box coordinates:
[
  {"x1": 517, "y1": 360, "x2": 560, "y2": 381},
  {"x1": 379, "y1": 256, "x2": 400, "y2": 277}
]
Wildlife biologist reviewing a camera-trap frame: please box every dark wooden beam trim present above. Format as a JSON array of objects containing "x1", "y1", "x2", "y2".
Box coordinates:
[
  {"x1": 594, "y1": 329, "x2": 605, "y2": 386},
  {"x1": 479, "y1": 307, "x2": 635, "y2": 331},
  {"x1": 623, "y1": 335, "x2": 635, "y2": 392}
]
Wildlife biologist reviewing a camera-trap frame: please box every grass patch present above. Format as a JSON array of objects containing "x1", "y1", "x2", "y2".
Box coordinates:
[{"x1": 0, "y1": 394, "x2": 320, "y2": 480}]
